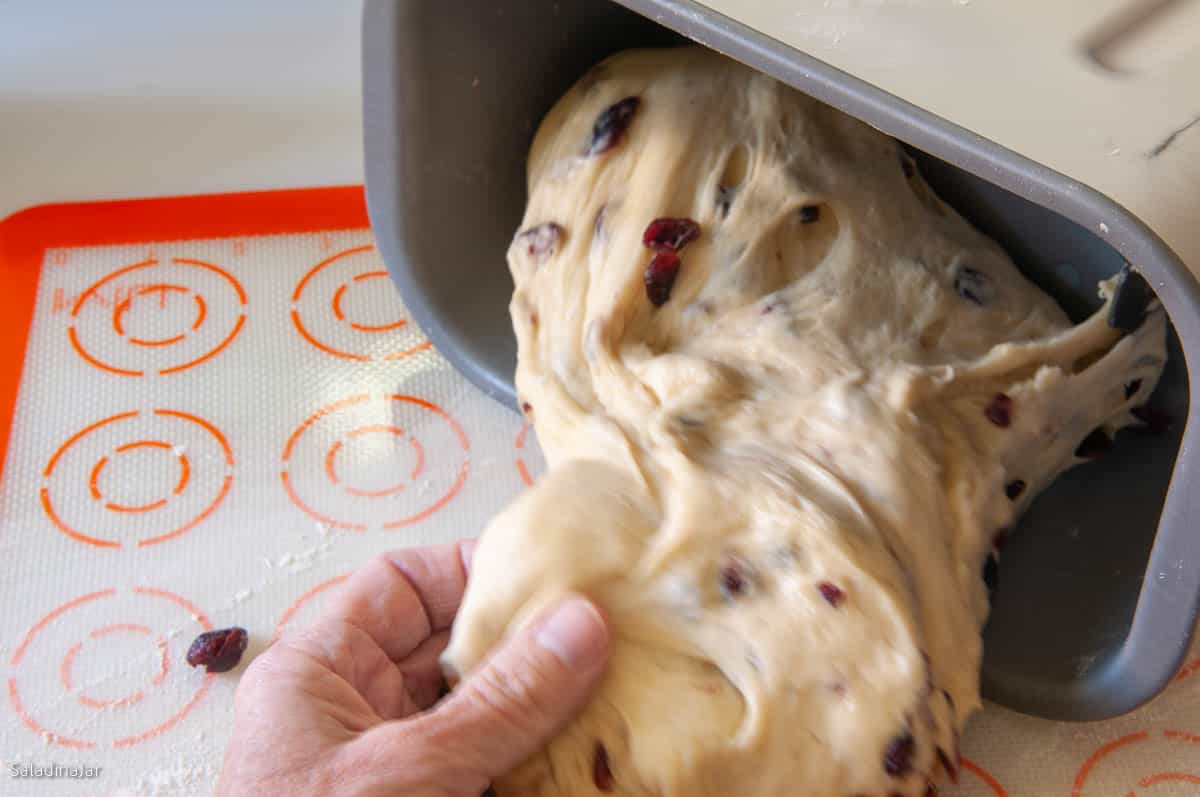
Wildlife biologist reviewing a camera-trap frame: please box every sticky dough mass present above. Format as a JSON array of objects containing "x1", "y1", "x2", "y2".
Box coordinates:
[{"x1": 442, "y1": 47, "x2": 1167, "y2": 796}]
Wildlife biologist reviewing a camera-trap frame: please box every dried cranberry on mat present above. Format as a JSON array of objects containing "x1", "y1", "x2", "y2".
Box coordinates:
[
  {"x1": 586, "y1": 96, "x2": 641, "y2": 156},
  {"x1": 984, "y1": 393, "x2": 1013, "y2": 428},
  {"x1": 186, "y1": 627, "x2": 248, "y2": 674},
  {"x1": 644, "y1": 251, "x2": 681, "y2": 307},
  {"x1": 642, "y1": 218, "x2": 700, "y2": 252}
]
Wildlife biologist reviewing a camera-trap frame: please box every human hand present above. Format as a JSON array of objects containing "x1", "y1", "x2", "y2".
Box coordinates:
[{"x1": 216, "y1": 541, "x2": 610, "y2": 797}]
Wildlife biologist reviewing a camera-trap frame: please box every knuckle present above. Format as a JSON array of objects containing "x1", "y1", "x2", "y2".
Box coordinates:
[
  {"x1": 366, "y1": 551, "x2": 398, "y2": 574},
  {"x1": 232, "y1": 649, "x2": 295, "y2": 708},
  {"x1": 288, "y1": 618, "x2": 356, "y2": 664},
  {"x1": 234, "y1": 648, "x2": 276, "y2": 692},
  {"x1": 379, "y1": 548, "x2": 427, "y2": 581},
  {"x1": 469, "y1": 655, "x2": 558, "y2": 730}
]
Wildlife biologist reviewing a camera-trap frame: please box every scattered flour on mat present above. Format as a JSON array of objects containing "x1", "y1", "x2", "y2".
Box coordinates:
[
  {"x1": 124, "y1": 756, "x2": 218, "y2": 796},
  {"x1": 275, "y1": 539, "x2": 333, "y2": 573}
]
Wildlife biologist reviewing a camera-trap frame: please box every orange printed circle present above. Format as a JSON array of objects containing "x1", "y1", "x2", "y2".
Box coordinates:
[
  {"x1": 273, "y1": 574, "x2": 350, "y2": 639},
  {"x1": 41, "y1": 409, "x2": 234, "y2": 548},
  {"x1": 1072, "y1": 730, "x2": 1200, "y2": 796},
  {"x1": 290, "y1": 245, "x2": 431, "y2": 361},
  {"x1": 88, "y1": 440, "x2": 189, "y2": 513},
  {"x1": 69, "y1": 257, "x2": 246, "y2": 376},
  {"x1": 515, "y1": 422, "x2": 538, "y2": 487},
  {"x1": 281, "y1": 393, "x2": 469, "y2": 531},
  {"x1": 60, "y1": 624, "x2": 168, "y2": 709},
  {"x1": 8, "y1": 588, "x2": 213, "y2": 749},
  {"x1": 957, "y1": 757, "x2": 1009, "y2": 797}
]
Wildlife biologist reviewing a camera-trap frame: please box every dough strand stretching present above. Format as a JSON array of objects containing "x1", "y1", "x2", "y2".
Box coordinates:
[{"x1": 443, "y1": 47, "x2": 1167, "y2": 797}]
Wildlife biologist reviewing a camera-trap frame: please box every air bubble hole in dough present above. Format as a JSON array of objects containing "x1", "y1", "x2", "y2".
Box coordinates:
[{"x1": 442, "y1": 47, "x2": 1167, "y2": 797}]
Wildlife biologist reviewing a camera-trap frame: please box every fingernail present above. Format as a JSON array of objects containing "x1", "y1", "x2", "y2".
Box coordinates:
[{"x1": 535, "y1": 597, "x2": 607, "y2": 667}]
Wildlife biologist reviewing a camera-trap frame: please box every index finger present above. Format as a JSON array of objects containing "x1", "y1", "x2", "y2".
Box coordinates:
[{"x1": 323, "y1": 539, "x2": 476, "y2": 662}]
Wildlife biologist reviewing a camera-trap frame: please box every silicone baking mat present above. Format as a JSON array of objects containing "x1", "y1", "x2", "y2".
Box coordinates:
[{"x1": 0, "y1": 187, "x2": 1196, "y2": 796}]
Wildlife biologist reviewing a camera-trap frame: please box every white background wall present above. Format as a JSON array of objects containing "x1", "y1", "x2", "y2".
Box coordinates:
[{"x1": 0, "y1": 0, "x2": 365, "y2": 221}]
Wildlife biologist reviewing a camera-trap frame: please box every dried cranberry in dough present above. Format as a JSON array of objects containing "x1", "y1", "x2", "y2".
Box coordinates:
[
  {"x1": 587, "y1": 96, "x2": 641, "y2": 156},
  {"x1": 449, "y1": 45, "x2": 1168, "y2": 797}
]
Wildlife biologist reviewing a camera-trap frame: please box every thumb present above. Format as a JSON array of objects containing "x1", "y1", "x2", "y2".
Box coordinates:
[{"x1": 420, "y1": 595, "x2": 610, "y2": 784}]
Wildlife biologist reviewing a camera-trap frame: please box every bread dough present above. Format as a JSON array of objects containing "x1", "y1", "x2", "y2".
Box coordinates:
[{"x1": 442, "y1": 47, "x2": 1167, "y2": 796}]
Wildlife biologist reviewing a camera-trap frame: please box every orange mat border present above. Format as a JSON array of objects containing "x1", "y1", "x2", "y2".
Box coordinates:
[{"x1": 0, "y1": 185, "x2": 371, "y2": 481}]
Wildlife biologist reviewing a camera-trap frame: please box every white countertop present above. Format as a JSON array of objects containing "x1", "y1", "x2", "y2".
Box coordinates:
[{"x1": 0, "y1": 0, "x2": 365, "y2": 222}]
